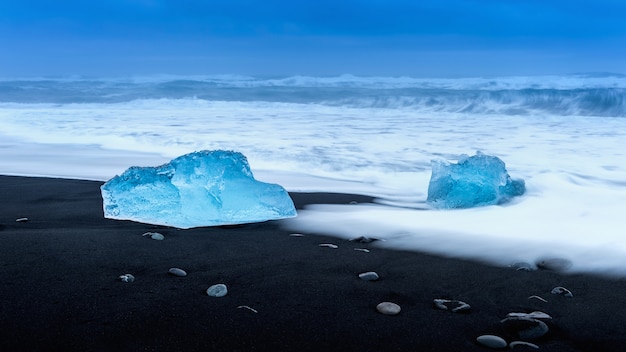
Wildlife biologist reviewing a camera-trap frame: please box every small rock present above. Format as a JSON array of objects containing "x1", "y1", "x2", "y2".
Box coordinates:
[
  {"x1": 168, "y1": 268, "x2": 187, "y2": 277},
  {"x1": 528, "y1": 295, "x2": 548, "y2": 303},
  {"x1": 507, "y1": 311, "x2": 552, "y2": 320},
  {"x1": 354, "y1": 248, "x2": 370, "y2": 253},
  {"x1": 119, "y1": 274, "x2": 135, "y2": 283},
  {"x1": 536, "y1": 257, "x2": 572, "y2": 271},
  {"x1": 476, "y1": 335, "x2": 507, "y2": 349},
  {"x1": 207, "y1": 284, "x2": 228, "y2": 297},
  {"x1": 510, "y1": 341, "x2": 539, "y2": 349},
  {"x1": 433, "y1": 299, "x2": 471, "y2": 313},
  {"x1": 319, "y1": 243, "x2": 338, "y2": 249},
  {"x1": 289, "y1": 233, "x2": 305, "y2": 237},
  {"x1": 358, "y1": 271, "x2": 379, "y2": 281},
  {"x1": 142, "y1": 232, "x2": 165, "y2": 240},
  {"x1": 551, "y1": 286, "x2": 573, "y2": 297},
  {"x1": 15, "y1": 217, "x2": 29, "y2": 222},
  {"x1": 376, "y1": 302, "x2": 401, "y2": 315},
  {"x1": 501, "y1": 317, "x2": 549, "y2": 340}
]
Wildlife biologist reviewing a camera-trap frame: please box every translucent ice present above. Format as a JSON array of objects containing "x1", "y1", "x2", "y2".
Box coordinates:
[
  {"x1": 101, "y1": 150, "x2": 297, "y2": 228},
  {"x1": 427, "y1": 152, "x2": 525, "y2": 209}
]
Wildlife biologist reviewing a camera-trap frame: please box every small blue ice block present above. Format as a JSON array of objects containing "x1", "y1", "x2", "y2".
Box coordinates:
[
  {"x1": 101, "y1": 150, "x2": 297, "y2": 228},
  {"x1": 427, "y1": 152, "x2": 525, "y2": 209}
]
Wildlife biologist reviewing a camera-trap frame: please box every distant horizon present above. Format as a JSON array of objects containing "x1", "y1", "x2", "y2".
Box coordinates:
[{"x1": 2, "y1": 71, "x2": 626, "y2": 81}]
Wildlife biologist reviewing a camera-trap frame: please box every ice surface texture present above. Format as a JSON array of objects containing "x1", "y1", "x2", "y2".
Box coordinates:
[
  {"x1": 427, "y1": 152, "x2": 525, "y2": 209},
  {"x1": 101, "y1": 150, "x2": 297, "y2": 228}
]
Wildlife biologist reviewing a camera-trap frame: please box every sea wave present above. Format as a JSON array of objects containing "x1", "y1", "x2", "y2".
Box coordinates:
[{"x1": 0, "y1": 74, "x2": 625, "y2": 117}]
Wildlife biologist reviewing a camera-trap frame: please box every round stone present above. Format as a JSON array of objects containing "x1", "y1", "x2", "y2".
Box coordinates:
[
  {"x1": 119, "y1": 274, "x2": 135, "y2": 283},
  {"x1": 376, "y1": 302, "x2": 401, "y2": 315},
  {"x1": 207, "y1": 284, "x2": 228, "y2": 297},
  {"x1": 168, "y1": 268, "x2": 187, "y2": 277},
  {"x1": 476, "y1": 335, "x2": 507, "y2": 349},
  {"x1": 510, "y1": 341, "x2": 539, "y2": 349},
  {"x1": 358, "y1": 271, "x2": 379, "y2": 281},
  {"x1": 142, "y1": 232, "x2": 165, "y2": 240},
  {"x1": 551, "y1": 286, "x2": 573, "y2": 297}
]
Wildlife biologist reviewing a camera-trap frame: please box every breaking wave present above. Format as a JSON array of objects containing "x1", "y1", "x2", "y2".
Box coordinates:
[{"x1": 0, "y1": 73, "x2": 624, "y2": 117}]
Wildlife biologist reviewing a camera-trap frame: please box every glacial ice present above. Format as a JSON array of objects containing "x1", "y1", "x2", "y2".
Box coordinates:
[
  {"x1": 427, "y1": 152, "x2": 525, "y2": 209},
  {"x1": 101, "y1": 150, "x2": 297, "y2": 228}
]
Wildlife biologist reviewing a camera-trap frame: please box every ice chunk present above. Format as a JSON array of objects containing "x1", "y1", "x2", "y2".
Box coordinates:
[
  {"x1": 101, "y1": 150, "x2": 297, "y2": 228},
  {"x1": 427, "y1": 152, "x2": 525, "y2": 209}
]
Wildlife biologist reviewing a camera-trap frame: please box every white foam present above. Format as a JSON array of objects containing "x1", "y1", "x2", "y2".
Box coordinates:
[{"x1": 1, "y1": 94, "x2": 626, "y2": 276}]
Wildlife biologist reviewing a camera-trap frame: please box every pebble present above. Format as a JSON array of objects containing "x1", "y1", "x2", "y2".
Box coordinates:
[
  {"x1": 15, "y1": 217, "x2": 29, "y2": 222},
  {"x1": 507, "y1": 311, "x2": 552, "y2": 320},
  {"x1": 376, "y1": 302, "x2": 401, "y2": 315},
  {"x1": 289, "y1": 233, "x2": 305, "y2": 237},
  {"x1": 168, "y1": 268, "x2": 187, "y2": 277},
  {"x1": 551, "y1": 286, "x2": 573, "y2": 297},
  {"x1": 358, "y1": 271, "x2": 379, "y2": 281},
  {"x1": 319, "y1": 243, "x2": 338, "y2": 249},
  {"x1": 354, "y1": 248, "x2": 370, "y2": 253},
  {"x1": 142, "y1": 232, "x2": 165, "y2": 240},
  {"x1": 528, "y1": 295, "x2": 548, "y2": 303},
  {"x1": 510, "y1": 341, "x2": 539, "y2": 349},
  {"x1": 501, "y1": 317, "x2": 549, "y2": 340},
  {"x1": 119, "y1": 274, "x2": 135, "y2": 283},
  {"x1": 476, "y1": 335, "x2": 507, "y2": 349},
  {"x1": 536, "y1": 257, "x2": 572, "y2": 271},
  {"x1": 207, "y1": 284, "x2": 228, "y2": 297},
  {"x1": 433, "y1": 299, "x2": 471, "y2": 313}
]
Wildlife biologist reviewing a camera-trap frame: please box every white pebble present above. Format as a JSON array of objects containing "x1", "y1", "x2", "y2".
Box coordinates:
[
  {"x1": 528, "y1": 295, "x2": 548, "y2": 303},
  {"x1": 168, "y1": 268, "x2": 187, "y2": 277},
  {"x1": 376, "y1": 302, "x2": 401, "y2": 315},
  {"x1": 119, "y1": 274, "x2": 135, "y2": 283},
  {"x1": 510, "y1": 341, "x2": 539, "y2": 349},
  {"x1": 358, "y1": 271, "x2": 379, "y2": 281},
  {"x1": 142, "y1": 232, "x2": 165, "y2": 240},
  {"x1": 207, "y1": 284, "x2": 228, "y2": 297},
  {"x1": 507, "y1": 311, "x2": 552, "y2": 320},
  {"x1": 354, "y1": 248, "x2": 370, "y2": 253},
  {"x1": 15, "y1": 217, "x2": 29, "y2": 222},
  {"x1": 289, "y1": 233, "x2": 305, "y2": 237},
  {"x1": 476, "y1": 335, "x2": 507, "y2": 349},
  {"x1": 551, "y1": 286, "x2": 573, "y2": 297},
  {"x1": 319, "y1": 243, "x2": 338, "y2": 249}
]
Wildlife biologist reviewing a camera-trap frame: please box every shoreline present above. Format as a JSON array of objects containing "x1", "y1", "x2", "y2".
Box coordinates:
[{"x1": 1, "y1": 175, "x2": 625, "y2": 351}]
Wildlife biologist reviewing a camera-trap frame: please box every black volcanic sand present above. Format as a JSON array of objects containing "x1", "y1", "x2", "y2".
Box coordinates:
[{"x1": 1, "y1": 175, "x2": 625, "y2": 352}]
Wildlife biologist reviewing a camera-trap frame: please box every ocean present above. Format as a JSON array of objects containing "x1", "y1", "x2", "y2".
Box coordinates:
[{"x1": 1, "y1": 74, "x2": 625, "y2": 275}]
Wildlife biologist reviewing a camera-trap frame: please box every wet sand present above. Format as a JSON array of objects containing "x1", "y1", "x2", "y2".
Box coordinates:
[{"x1": 1, "y1": 175, "x2": 624, "y2": 351}]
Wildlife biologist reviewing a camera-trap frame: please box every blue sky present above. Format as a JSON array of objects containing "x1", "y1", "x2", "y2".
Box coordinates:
[{"x1": 1, "y1": 0, "x2": 625, "y2": 77}]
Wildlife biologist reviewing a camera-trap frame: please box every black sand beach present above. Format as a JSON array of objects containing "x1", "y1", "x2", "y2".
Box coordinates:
[{"x1": 1, "y1": 175, "x2": 625, "y2": 351}]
